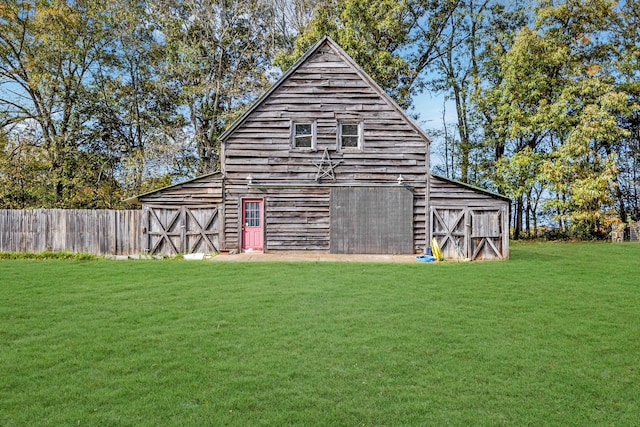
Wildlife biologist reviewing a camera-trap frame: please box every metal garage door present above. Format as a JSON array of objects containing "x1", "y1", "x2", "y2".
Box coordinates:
[{"x1": 330, "y1": 187, "x2": 413, "y2": 254}]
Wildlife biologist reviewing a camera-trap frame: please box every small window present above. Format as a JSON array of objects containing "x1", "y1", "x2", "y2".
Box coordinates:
[
  {"x1": 293, "y1": 122, "x2": 315, "y2": 149},
  {"x1": 244, "y1": 201, "x2": 261, "y2": 227},
  {"x1": 338, "y1": 122, "x2": 362, "y2": 150}
]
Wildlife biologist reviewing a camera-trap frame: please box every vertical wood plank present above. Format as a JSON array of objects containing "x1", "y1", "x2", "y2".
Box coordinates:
[
  {"x1": 502, "y1": 207, "x2": 510, "y2": 259},
  {"x1": 0, "y1": 209, "x2": 143, "y2": 256}
]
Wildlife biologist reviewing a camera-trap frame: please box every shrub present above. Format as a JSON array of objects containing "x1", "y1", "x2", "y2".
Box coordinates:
[{"x1": 0, "y1": 251, "x2": 98, "y2": 260}]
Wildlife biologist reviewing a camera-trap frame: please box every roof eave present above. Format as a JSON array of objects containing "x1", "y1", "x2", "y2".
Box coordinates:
[
  {"x1": 123, "y1": 171, "x2": 222, "y2": 205},
  {"x1": 431, "y1": 173, "x2": 511, "y2": 203},
  {"x1": 321, "y1": 38, "x2": 432, "y2": 145},
  {"x1": 219, "y1": 36, "x2": 333, "y2": 142}
]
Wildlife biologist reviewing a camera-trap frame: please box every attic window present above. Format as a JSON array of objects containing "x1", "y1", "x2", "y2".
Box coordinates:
[
  {"x1": 292, "y1": 122, "x2": 316, "y2": 149},
  {"x1": 338, "y1": 122, "x2": 362, "y2": 150}
]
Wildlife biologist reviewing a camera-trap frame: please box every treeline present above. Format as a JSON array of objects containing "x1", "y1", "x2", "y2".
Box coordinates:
[{"x1": 1, "y1": 0, "x2": 638, "y2": 239}]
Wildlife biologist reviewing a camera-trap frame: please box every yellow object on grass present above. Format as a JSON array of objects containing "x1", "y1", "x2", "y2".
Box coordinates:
[{"x1": 431, "y1": 238, "x2": 444, "y2": 261}]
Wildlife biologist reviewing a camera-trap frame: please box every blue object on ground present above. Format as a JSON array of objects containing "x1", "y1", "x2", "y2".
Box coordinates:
[{"x1": 416, "y1": 255, "x2": 437, "y2": 263}]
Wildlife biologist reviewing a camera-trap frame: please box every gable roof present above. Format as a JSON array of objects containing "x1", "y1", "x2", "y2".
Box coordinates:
[
  {"x1": 218, "y1": 35, "x2": 431, "y2": 144},
  {"x1": 124, "y1": 171, "x2": 221, "y2": 205},
  {"x1": 432, "y1": 174, "x2": 511, "y2": 203}
]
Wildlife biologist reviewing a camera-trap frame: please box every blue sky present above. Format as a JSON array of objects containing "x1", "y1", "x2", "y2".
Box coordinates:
[
  {"x1": 411, "y1": 91, "x2": 454, "y2": 131},
  {"x1": 409, "y1": 91, "x2": 459, "y2": 174}
]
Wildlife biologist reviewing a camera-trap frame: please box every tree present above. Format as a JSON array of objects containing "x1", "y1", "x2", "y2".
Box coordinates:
[
  {"x1": 90, "y1": 0, "x2": 190, "y2": 196},
  {"x1": 612, "y1": 0, "x2": 640, "y2": 221},
  {"x1": 416, "y1": 1, "x2": 528, "y2": 186},
  {"x1": 0, "y1": 125, "x2": 50, "y2": 208},
  {"x1": 542, "y1": 78, "x2": 629, "y2": 237},
  {"x1": 426, "y1": 0, "x2": 491, "y2": 184},
  {"x1": 149, "y1": 0, "x2": 278, "y2": 173},
  {"x1": 278, "y1": 0, "x2": 417, "y2": 108},
  {"x1": 0, "y1": 0, "x2": 122, "y2": 207},
  {"x1": 494, "y1": 146, "x2": 544, "y2": 237},
  {"x1": 485, "y1": 0, "x2": 628, "y2": 238},
  {"x1": 269, "y1": 0, "x2": 316, "y2": 52}
]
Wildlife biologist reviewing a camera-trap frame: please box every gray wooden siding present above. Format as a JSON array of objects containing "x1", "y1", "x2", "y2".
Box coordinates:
[
  {"x1": 0, "y1": 209, "x2": 140, "y2": 255},
  {"x1": 265, "y1": 187, "x2": 330, "y2": 251},
  {"x1": 430, "y1": 176, "x2": 507, "y2": 209},
  {"x1": 221, "y1": 182, "x2": 243, "y2": 251},
  {"x1": 223, "y1": 47, "x2": 428, "y2": 183},
  {"x1": 429, "y1": 176, "x2": 510, "y2": 260},
  {"x1": 137, "y1": 173, "x2": 223, "y2": 206},
  {"x1": 221, "y1": 186, "x2": 330, "y2": 251},
  {"x1": 222, "y1": 41, "x2": 428, "y2": 251}
]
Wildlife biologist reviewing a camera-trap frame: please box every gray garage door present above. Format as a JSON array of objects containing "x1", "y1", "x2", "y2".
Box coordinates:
[{"x1": 330, "y1": 187, "x2": 413, "y2": 254}]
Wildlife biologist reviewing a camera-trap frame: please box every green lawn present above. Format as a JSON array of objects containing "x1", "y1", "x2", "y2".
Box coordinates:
[{"x1": 1, "y1": 242, "x2": 639, "y2": 426}]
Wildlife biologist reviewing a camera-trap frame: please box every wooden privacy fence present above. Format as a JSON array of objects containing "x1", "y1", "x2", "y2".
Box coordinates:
[{"x1": 0, "y1": 209, "x2": 141, "y2": 255}]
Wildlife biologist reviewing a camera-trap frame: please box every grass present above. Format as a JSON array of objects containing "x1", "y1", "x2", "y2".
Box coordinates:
[
  {"x1": 1, "y1": 242, "x2": 639, "y2": 426},
  {"x1": 0, "y1": 251, "x2": 99, "y2": 260}
]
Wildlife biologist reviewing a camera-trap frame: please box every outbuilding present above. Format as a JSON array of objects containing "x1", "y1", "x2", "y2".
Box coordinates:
[{"x1": 130, "y1": 36, "x2": 509, "y2": 260}]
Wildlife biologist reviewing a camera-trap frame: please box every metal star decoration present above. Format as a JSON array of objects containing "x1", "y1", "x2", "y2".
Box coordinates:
[{"x1": 313, "y1": 148, "x2": 342, "y2": 181}]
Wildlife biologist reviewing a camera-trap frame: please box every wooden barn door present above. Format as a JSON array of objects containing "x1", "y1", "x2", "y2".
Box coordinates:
[
  {"x1": 430, "y1": 207, "x2": 507, "y2": 260},
  {"x1": 430, "y1": 207, "x2": 468, "y2": 260},
  {"x1": 143, "y1": 205, "x2": 220, "y2": 255},
  {"x1": 330, "y1": 187, "x2": 413, "y2": 254},
  {"x1": 469, "y1": 209, "x2": 506, "y2": 260}
]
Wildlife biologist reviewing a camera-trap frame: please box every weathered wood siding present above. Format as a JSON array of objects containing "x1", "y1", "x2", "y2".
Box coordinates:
[
  {"x1": 430, "y1": 175, "x2": 508, "y2": 209},
  {"x1": 220, "y1": 185, "x2": 331, "y2": 251},
  {"x1": 430, "y1": 176, "x2": 510, "y2": 260},
  {"x1": 0, "y1": 209, "x2": 140, "y2": 255},
  {"x1": 265, "y1": 187, "x2": 330, "y2": 251},
  {"x1": 141, "y1": 205, "x2": 220, "y2": 255},
  {"x1": 222, "y1": 40, "x2": 428, "y2": 252},
  {"x1": 137, "y1": 173, "x2": 223, "y2": 206},
  {"x1": 136, "y1": 173, "x2": 225, "y2": 255}
]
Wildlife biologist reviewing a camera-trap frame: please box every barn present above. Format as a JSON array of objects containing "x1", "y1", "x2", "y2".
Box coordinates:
[{"x1": 129, "y1": 36, "x2": 510, "y2": 260}]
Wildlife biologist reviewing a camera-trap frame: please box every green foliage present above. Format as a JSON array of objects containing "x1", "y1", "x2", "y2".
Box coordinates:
[
  {"x1": 0, "y1": 0, "x2": 206, "y2": 208},
  {"x1": 150, "y1": 0, "x2": 278, "y2": 173},
  {"x1": 481, "y1": 0, "x2": 631, "y2": 238},
  {"x1": 277, "y1": 0, "x2": 416, "y2": 108},
  {"x1": 611, "y1": 0, "x2": 640, "y2": 221},
  {"x1": 0, "y1": 251, "x2": 98, "y2": 260},
  {"x1": 1, "y1": 242, "x2": 639, "y2": 425},
  {"x1": 90, "y1": 0, "x2": 190, "y2": 198},
  {"x1": 542, "y1": 78, "x2": 629, "y2": 235},
  {"x1": 494, "y1": 146, "x2": 543, "y2": 200},
  {"x1": 1, "y1": 0, "x2": 639, "y2": 227},
  {"x1": 0, "y1": 130, "x2": 50, "y2": 208},
  {"x1": 0, "y1": 0, "x2": 126, "y2": 208}
]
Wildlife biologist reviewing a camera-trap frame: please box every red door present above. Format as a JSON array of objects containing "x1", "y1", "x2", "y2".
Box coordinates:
[{"x1": 242, "y1": 199, "x2": 263, "y2": 251}]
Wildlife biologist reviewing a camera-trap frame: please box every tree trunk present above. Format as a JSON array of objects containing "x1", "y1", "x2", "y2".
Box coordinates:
[
  {"x1": 513, "y1": 195, "x2": 523, "y2": 240},
  {"x1": 616, "y1": 180, "x2": 627, "y2": 223},
  {"x1": 525, "y1": 189, "x2": 531, "y2": 238}
]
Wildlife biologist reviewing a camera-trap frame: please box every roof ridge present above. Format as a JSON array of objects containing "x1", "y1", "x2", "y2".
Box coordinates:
[{"x1": 218, "y1": 35, "x2": 431, "y2": 145}]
